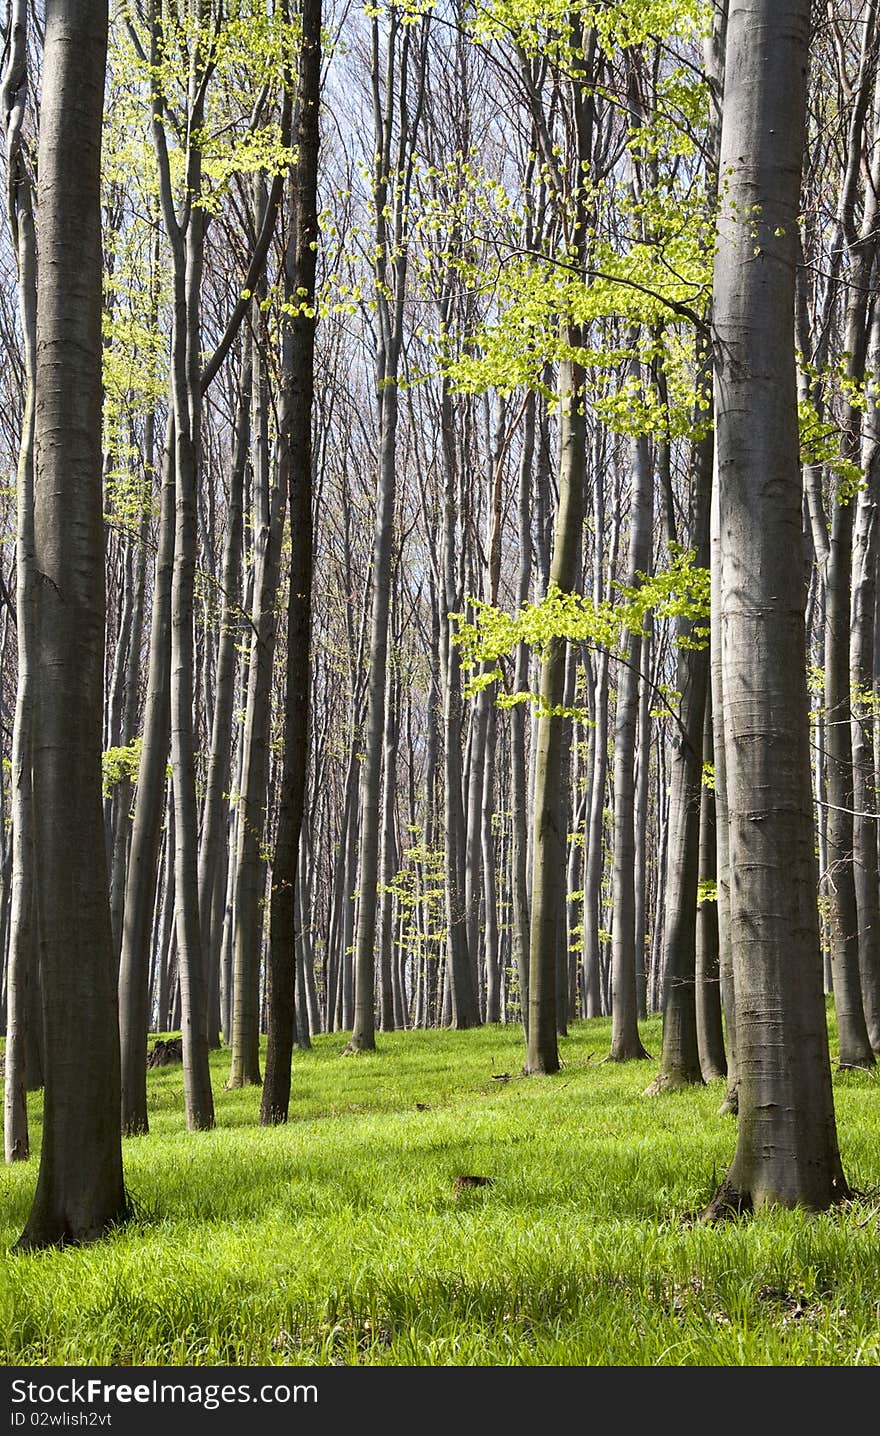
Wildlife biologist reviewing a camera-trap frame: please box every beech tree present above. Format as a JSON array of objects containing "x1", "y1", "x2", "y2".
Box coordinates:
[
  {"x1": 17, "y1": 0, "x2": 128, "y2": 1247},
  {"x1": 704, "y1": 0, "x2": 849, "y2": 1215}
]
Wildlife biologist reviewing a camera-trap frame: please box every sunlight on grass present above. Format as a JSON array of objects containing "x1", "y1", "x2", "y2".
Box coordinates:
[{"x1": 1, "y1": 1010, "x2": 879, "y2": 1366}]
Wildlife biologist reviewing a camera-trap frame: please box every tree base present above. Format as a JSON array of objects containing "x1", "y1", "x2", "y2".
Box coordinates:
[
  {"x1": 700, "y1": 1177, "x2": 752, "y2": 1224},
  {"x1": 643, "y1": 1068, "x2": 705, "y2": 1097},
  {"x1": 15, "y1": 1194, "x2": 132, "y2": 1253},
  {"x1": 225, "y1": 1074, "x2": 262, "y2": 1090},
  {"x1": 605, "y1": 1042, "x2": 652, "y2": 1063},
  {"x1": 701, "y1": 1169, "x2": 851, "y2": 1222},
  {"x1": 522, "y1": 1059, "x2": 561, "y2": 1076}
]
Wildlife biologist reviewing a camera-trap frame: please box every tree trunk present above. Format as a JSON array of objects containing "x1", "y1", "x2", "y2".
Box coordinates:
[
  {"x1": 510, "y1": 393, "x2": 534, "y2": 1034},
  {"x1": 608, "y1": 417, "x2": 652, "y2": 1063},
  {"x1": 705, "y1": 0, "x2": 848, "y2": 1216},
  {"x1": 229, "y1": 333, "x2": 285, "y2": 1088},
  {"x1": 851, "y1": 299, "x2": 880, "y2": 1052},
  {"x1": 154, "y1": 1, "x2": 215, "y2": 1131},
  {"x1": 18, "y1": 0, "x2": 128, "y2": 1246},
  {"x1": 2, "y1": 0, "x2": 37, "y2": 1164},
  {"x1": 646, "y1": 356, "x2": 712, "y2": 1093},
  {"x1": 118, "y1": 418, "x2": 175, "y2": 1135},
  {"x1": 525, "y1": 358, "x2": 584, "y2": 1074},
  {"x1": 440, "y1": 380, "x2": 478, "y2": 1028},
  {"x1": 262, "y1": 0, "x2": 320, "y2": 1120},
  {"x1": 695, "y1": 698, "x2": 727, "y2": 1082},
  {"x1": 198, "y1": 339, "x2": 250, "y2": 1035}
]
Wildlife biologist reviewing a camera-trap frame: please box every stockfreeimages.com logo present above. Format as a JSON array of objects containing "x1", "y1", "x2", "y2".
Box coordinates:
[{"x1": 10, "y1": 1379, "x2": 318, "y2": 1418}]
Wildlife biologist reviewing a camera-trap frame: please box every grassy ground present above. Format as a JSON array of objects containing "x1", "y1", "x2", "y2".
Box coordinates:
[{"x1": 1, "y1": 1010, "x2": 879, "y2": 1366}]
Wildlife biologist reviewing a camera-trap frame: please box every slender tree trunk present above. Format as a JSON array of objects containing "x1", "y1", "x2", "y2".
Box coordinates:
[
  {"x1": 851, "y1": 300, "x2": 880, "y2": 1052},
  {"x1": 696, "y1": 698, "x2": 727, "y2": 1081},
  {"x1": 440, "y1": 381, "x2": 477, "y2": 1028},
  {"x1": 822, "y1": 59, "x2": 880, "y2": 1070},
  {"x1": 526, "y1": 357, "x2": 584, "y2": 1074},
  {"x1": 118, "y1": 417, "x2": 175, "y2": 1135},
  {"x1": 229, "y1": 334, "x2": 285, "y2": 1088},
  {"x1": 154, "y1": 2, "x2": 215, "y2": 1131},
  {"x1": 262, "y1": 0, "x2": 320, "y2": 1120},
  {"x1": 510, "y1": 393, "x2": 534, "y2": 1034},
  {"x1": 378, "y1": 673, "x2": 399, "y2": 1031},
  {"x1": 646, "y1": 354, "x2": 713, "y2": 1092},
  {"x1": 608, "y1": 416, "x2": 652, "y2": 1063},
  {"x1": 198, "y1": 339, "x2": 250, "y2": 1035},
  {"x1": 632, "y1": 622, "x2": 653, "y2": 1023}
]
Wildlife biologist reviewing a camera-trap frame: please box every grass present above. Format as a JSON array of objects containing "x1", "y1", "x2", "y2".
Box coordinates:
[{"x1": 1, "y1": 1009, "x2": 880, "y2": 1366}]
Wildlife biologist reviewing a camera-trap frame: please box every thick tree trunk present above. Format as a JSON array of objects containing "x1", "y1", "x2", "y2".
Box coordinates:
[
  {"x1": 705, "y1": 0, "x2": 848, "y2": 1216},
  {"x1": 2, "y1": 0, "x2": 37, "y2": 1164},
  {"x1": 17, "y1": 0, "x2": 128, "y2": 1247}
]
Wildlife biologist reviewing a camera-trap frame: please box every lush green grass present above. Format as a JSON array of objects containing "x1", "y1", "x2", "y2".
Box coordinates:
[{"x1": 2, "y1": 1011, "x2": 879, "y2": 1366}]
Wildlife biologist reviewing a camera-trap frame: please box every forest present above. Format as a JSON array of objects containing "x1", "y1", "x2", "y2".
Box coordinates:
[{"x1": 1, "y1": 0, "x2": 880, "y2": 1371}]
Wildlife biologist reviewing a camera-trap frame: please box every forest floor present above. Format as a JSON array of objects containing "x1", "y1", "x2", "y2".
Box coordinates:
[{"x1": 1, "y1": 1009, "x2": 879, "y2": 1366}]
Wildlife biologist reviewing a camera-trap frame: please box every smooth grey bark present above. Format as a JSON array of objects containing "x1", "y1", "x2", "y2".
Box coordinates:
[
  {"x1": 525, "y1": 357, "x2": 584, "y2": 1074},
  {"x1": 705, "y1": 0, "x2": 848, "y2": 1216},
  {"x1": 107, "y1": 497, "x2": 149, "y2": 971},
  {"x1": 378, "y1": 669, "x2": 399, "y2": 1032},
  {"x1": 851, "y1": 299, "x2": 880, "y2": 1052},
  {"x1": 439, "y1": 376, "x2": 478, "y2": 1028},
  {"x1": 297, "y1": 852, "x2": 322, "y2": 1039},
  {"x1": 262, "y1": 0, "x2": 320, "y2": 1120},
  {"x1": 819, "y1": 41, "x2": 879, "y2": 1071},
  {"x1": 608, "y1": 413, "x2": 653, "y2": 1063},
  {"x1": 524, "y1": 21, "x2": 594, "y2": 1073},
  {"x1": 482, "y1": 701, "x2": 501, "y2": 1023},
  {"x1": 229, "y1": 330, "x2": 286, "y2": 1089},
  {"x1": 696, "y1": 698, "x2": 727, "y2": 1082},
  {"x1": 197, "y1": 338, "x2": 250, "y2": 1025},
  {"x1": 17, "y1": 0, "x2": 128, "y2": 1247},
  {"x1": 646, "y1": 355, "x2": 712, "y2": 1094},
  {"x1": 710, "y1": 443, "x2": 737, "y2": 1115},
  {"x1": 464, "y1": 396, "x2": 507, "y2": 1017},
  {"x1": 510, "y1": 392, "x2": 535, "y2": 1034},
  {"x1": 632, "y1": 620, "x2": 653, "y2": 1023},
  {"x1": 152, "y1": 0, "x2": 214, "y2": 1129},
  {"x1": 118, "y1": 412, "x2": 174, "y2": 1135},
  {"x1": 582, "y1": 648, "x2": 608, "y2": 1019},
  {"x1": 348, "y1": 13, "x2": 428, "y2": 1051},
  {"x1": 2, "y1": 0, "x2": 36, "y2": 1164}
]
